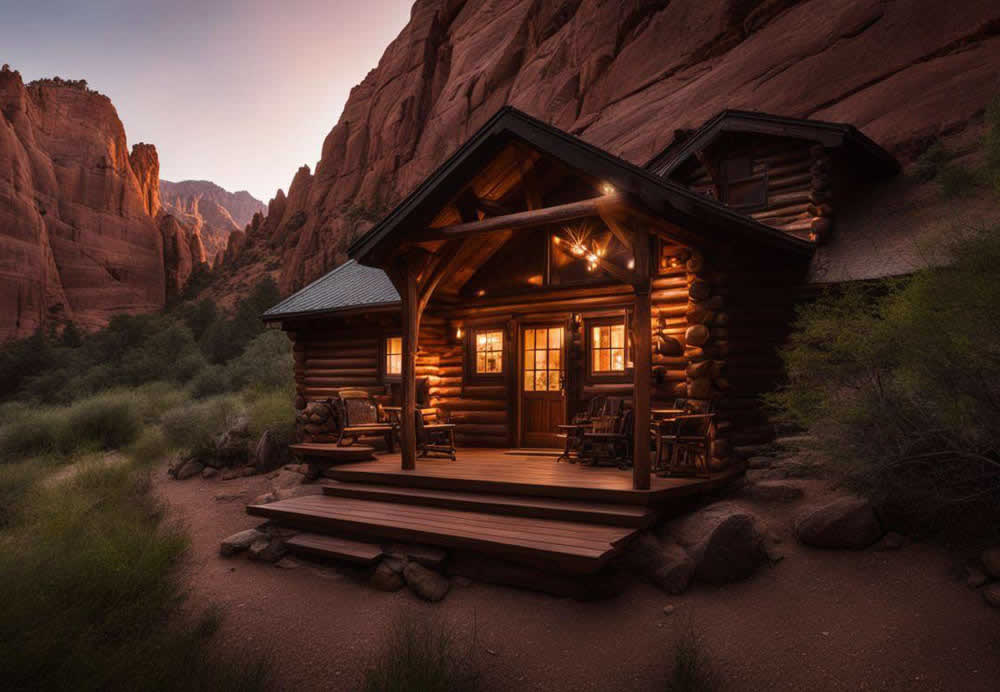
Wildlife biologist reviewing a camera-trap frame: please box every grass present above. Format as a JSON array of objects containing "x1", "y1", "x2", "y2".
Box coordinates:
[
  {"x1": 0, "y1": 451, "x2": 272, "y2": 691},
  {"x1": 160, "y1": 393, "x2": 243, "y2": 459},
  {"x1": 362, "y1": 616, "x2": 480, "y2": 692},
  {"x1": 666, "y1": 625, "x2": 718, "y2": 692}
]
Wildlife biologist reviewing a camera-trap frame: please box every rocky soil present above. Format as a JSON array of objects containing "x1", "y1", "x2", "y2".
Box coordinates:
[{"x1": 211, "y1": 0, "x2": 1000, "y2": 300}]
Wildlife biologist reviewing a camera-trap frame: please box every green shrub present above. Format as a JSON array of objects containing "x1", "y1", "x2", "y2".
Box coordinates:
[
  {"x1": 771, "y1": 226, "x2": 1000, "y2": 534},
  {"x1": 937, "y1": 163, "x2": 981, "y2": 198},
  {"x1": 226, "y1": 330, "x2": 293, "y2": 393},
  {"x1": 132, "y1": 382, "x2": 188, "y2": 424},
  {"x1": 161, "y1": 395, "x2": 242, "y2": 458},
  {"x1": 60, "y1": 392, "x2": 142, "y2": 454},
  {"x1": 0, "y1": 460, "x2": 47, "y2": 527},
  {"x1": 0, "y1": 409, "x2": 63, "y2": 458},
  {"x1": 362, "y1": 616, "x2": 480, "y2": 692},
  {"x1": 247, "y1": 389, "x2": 295, "y2": 446},
  {"x1": 126, "y1": 425, "x2": 169, "y2": 464},
  {"x1": 190, "y1": 365, "x2": 232, "y2": 399},
  {"x1": 0, "y1": 457, "x2": 271, "y2": 691},
  {"x1": 666, "y1": 625, "x2": 718, "y2": 692}
]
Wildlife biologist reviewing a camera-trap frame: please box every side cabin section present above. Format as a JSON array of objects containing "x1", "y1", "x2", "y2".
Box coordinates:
[{"x1": 263, "y1": 108, "x2": 898, "y2": 486}]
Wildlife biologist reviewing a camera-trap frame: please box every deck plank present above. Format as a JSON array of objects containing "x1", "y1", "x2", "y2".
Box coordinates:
[
  {"x1": 285, "y1": 533, "x2": 383, "y2": 564},
  {"x1": 248, "y1": 495, "x2": 637, "y2": 573}
]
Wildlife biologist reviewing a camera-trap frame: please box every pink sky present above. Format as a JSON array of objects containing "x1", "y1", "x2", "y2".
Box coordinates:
[{"x1": 1, "y1": 0, "x2": 414, "y2": 202}]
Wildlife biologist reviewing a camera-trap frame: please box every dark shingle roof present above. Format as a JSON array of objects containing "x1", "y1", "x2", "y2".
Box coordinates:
[{"x1": 261, "y1": 259, "x2": 399, "y2": 321}]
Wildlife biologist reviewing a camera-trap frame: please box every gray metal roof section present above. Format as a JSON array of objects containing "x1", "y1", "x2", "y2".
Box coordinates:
[{"x1": 262, "y1": 259, "x2": 399, "y2": 321}]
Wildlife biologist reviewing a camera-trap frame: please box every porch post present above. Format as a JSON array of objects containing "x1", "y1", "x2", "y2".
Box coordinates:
[
  {"x1": 631, "y1": 230, "x2": 652, "y2": 490},
  {"x1": 398, "y1": 257, "x2": 419, "y2": 471}
]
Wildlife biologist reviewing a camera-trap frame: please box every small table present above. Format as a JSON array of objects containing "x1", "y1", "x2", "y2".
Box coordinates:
[{"x1": 555, "y1": 423, "x2": 588, "y2": 462}]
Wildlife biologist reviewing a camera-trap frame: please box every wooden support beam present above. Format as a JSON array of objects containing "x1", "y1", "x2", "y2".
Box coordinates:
[
  {"x1": 416, "y1": 194, "x2": 622, "y2": 242},
  {"x1": 631, "y1": 229, "x2": 652, "y2": 491}
]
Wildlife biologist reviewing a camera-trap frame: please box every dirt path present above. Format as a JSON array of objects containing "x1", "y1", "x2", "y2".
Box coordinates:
[{"x1": 156, "y1": 467, "x2": 1000, "y2": 691}]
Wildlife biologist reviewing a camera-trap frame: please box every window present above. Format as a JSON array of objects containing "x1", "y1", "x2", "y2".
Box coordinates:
[
  {"x1": 474, "y1": 330, "x2": 504, "y2": 375},
  {"x1": 591, "y1": 322, "x2": 626, "y2": 374},
  {"x1": 721, "y1": 157, "x2": 767, "y2": 210},
  {"x1": 384, "y1": 336, "x2": 402, "y2": 377},
  {"x1": 523, "y1": 327, "x2": 562, "y2": 392}
]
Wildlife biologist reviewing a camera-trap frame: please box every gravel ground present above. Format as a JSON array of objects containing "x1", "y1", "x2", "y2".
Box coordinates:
[{"x1": 156, "y1": 466, "x2": 1000, "y2": 692}]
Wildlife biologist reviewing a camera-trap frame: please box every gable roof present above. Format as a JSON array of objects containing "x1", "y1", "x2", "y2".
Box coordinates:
[
  {"x1": 261, "y1": 259, "x2": 398, "y2": 321},
  {"x1": 349, "y1": 106, "x2": 815, "y2": 265},
  {"x1": 645, "y1": 109, "x2": 900, "y2": 179}
]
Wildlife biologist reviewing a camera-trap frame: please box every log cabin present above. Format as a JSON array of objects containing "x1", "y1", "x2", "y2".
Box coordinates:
[{"x1": 251, "y1": 107, "x2": 898, "y2": 573}]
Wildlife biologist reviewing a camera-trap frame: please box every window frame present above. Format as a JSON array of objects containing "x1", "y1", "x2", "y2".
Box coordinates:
[
  {"x1": 380, "y1": 334, "x2": 402, "y2": 384},
  {"x1": 585, "y1": 316, "x2": 631, "y2": 384},
  {"x1": 464, "y1": 325, "x2": 507, "y2": 385},
  {"x1": 521, "y1": 324, "x2": 566, "y2": 394}
]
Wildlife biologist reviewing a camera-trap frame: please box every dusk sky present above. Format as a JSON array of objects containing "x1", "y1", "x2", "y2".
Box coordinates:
[{"x1": 1, "y1": 0, "x2": 414, "y2": 202}]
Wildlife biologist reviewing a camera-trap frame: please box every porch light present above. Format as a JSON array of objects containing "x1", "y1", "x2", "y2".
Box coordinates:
[
  {"x1": 455, "y1": 327, "x2": 463, "y2": 339},
  {"x1": 601, "y1": 182, "x2": 615, "y2": 195},
  {"x1": 476, "y1": 289, "x2": 486, "y2": 297},
  {"x1": 571, "y1": 243, "x2": 585, "y2": 257},
  {"x1": 627, "y1": 257, "x2": 635, "y2": 270}
]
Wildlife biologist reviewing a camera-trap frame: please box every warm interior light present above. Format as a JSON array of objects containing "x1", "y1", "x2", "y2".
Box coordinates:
[
  {"x1": 552, "y1": 236, "x2": 561, "y2": 244},
  {"x1": 601, "y1": 183, "x2": 616, "y2": 195},
  {"x1": 571, "y1": 244, "x2": 585, "y2": 257},
  {"x1": 627, "y1": 257, "x2": 635, "y2": 269},
  {"x1": 476, "y1": 289, "x2": 486, "y2": 297},
  {"x1": 456, "y1": 327, "x2": 463, "y2": 339}
]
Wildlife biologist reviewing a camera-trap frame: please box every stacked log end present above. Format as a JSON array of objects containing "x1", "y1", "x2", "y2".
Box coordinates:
[
  {"x1": 807, "y1": 144, "x2": 834, "y2": 244},
  {"x1": 682, "y1": 251, "x2": 731, "y2": 470}
]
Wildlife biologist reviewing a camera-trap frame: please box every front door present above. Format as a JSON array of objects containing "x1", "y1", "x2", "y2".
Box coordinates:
[{"x1": 521, "y1": 325, "x2": 566, "y2": 447}]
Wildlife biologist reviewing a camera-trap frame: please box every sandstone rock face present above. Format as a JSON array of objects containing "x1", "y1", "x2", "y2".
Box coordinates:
[
  {"x1": 212, "y1": 0, "x2": 1000, "y2": 299},
  {"x1": 0, "y1": 67, "x2": 166, "y2": 339},
  {"x1": 160, "y1": 179, "x2": 265, "y2": 262}
]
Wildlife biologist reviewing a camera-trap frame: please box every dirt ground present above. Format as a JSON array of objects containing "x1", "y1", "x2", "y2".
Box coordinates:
[{"x1": 155, "y1": 465, "x2": 1000, "y2": 692}]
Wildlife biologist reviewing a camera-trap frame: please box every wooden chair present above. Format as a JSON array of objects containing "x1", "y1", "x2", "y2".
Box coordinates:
[
  {"x1": 336, "y1": 389, "x2": 396, "y2": 452},
  {"x1": 658, "y1": 413, "x2": 715, "y2": 478},
  {"x1": 415, "y1": 409, "x2": 456, "y2": 460},
  {"x1": 583, "y1": 402, "x2": 633, "y2": 469},
  {"x1": 556, "y1": 395, "x2": 608, "y2": 462},
  {"x1": 652, "y1": 398, "x2": 694, "y2": 472}
]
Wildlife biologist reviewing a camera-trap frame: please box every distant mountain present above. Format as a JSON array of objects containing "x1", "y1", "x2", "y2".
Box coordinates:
[{"x1": 159, "y1": 180, "x2": 266, "y2": 262}]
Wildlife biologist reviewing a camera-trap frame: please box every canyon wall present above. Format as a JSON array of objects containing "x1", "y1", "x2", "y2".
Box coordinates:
[
  {"x1": 214, "y1": 0, "x2": 1000, "y2": 297},
  {"x1": 160, "y1": 180, "x2": 265, "y2": 262}
]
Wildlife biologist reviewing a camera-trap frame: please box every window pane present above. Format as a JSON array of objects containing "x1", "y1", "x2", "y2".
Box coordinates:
[
  {"x1": 536, "y1": 330, "x2": 547, "y2": 349},
  {"x1": 524, "y1": 372, "x2": 534, "y2": 391},
  {"x1": 612, "y1": 349, "x2": 625, "y2": 371},
  {"x1": 535, "y1": 350, "x2": 547, "y2": 371},
  {"x1": 485, "y1": 354, "x2": 500, "y2": 373},
  {"x1": 535, "y1": 372, "x2": 548, "y2": 391},
  {"x1": 548, "y1": 371, "x2": 560, "y2": 391},
  {"x1": 611, "y1": 325, "x2": 624, "y2": 348},
  {"x1": 524, "y1": 330, "x2": 534, "y2": 352},
  {"x1": 549, "y1": 348, "x2": 561, "y2": 370},
  {"x1": 597, "y1": 349, "x2": 609, "y2": 372},
  {"x1": 549, "y1": 328, "x2": 562, "y2": 348}
]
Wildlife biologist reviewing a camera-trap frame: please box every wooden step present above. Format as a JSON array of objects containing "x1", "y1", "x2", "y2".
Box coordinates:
[
  {"x1": 248, "y1": 495, "x2": 638, "y2": 574},
  {"x1": 323, "y1": 482, "x2": 655, "y2": 528},
  {"x1": 285, "y1": 533, "x2": 383, "y2": 565}
]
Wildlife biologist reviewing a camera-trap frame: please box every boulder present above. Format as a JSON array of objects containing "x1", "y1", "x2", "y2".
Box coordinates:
[
  {"x1": 744, "y1": 481, "x2": 804, "y2": 503},
  {"x1": 668, "y1": 503, "x2": 766, "y2": 584},
  {"x1": 980, "y1": 547, "x2": 1000, "y2": 579},
  {"x1": 220, "y1": 528, "x2": 265, "y2": 557},
  {"x1": 403, "y1": 562, "x2": 450, "y2": 602},
  {"x1": 983, "y1": 583, "x2": 1000, "y2": 608},
  {"x1": 215, "y1": 415, "x2": 251, "y2": 466},
  {"x1": 371, "y1": 561, "x2": 406, "y2": 591},
  {"x1": 623, "y1": 532, "x2": 695, "y2": 594},
  {"x1": 795, "y1": 497, "x2": 882, "y2": 549},
  {"x1": 175, "y1": 459, "x2": 204, "y2": 480},
  {"x1": 248, "y1": 536, "x2": 287, "y2": 563},
  {"x1": 201, "y1": 466, "x2": 217, "y2": 479},
  {"x1": 873, "y1": 532, "x2": 906, "y2": 551},
  {"x1": 254, "y1": 429, "x2": 288, "y2": 474},
  {"x1": 387, "y1": 543, "x2": 448, "y2": 570},
  {"x1": 220, "y1": 468, "x2": 241, "y2": 481}
]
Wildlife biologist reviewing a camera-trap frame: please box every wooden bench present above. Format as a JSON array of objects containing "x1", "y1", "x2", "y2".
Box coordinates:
[{"x1": 336, "y1": 389, "x2": 396, "y2": 452}]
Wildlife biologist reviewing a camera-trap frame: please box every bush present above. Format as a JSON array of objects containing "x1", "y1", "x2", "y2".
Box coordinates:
[
  {"x1": 161, "y1": 395, "x2": 242, "y2": 459},
  {"x1": 247, "y1": 389, "x2": 295, "y2": 446},
  {"x1": 60, "y1": 393, "x2": 143, "y2": 453},
  {"x1": 190, "y1": 365, "x2": 231, "y2": 399},
  {"x1": 362, "y1": 617, "x2": 480, "y2": 692},
  {"x1": 226, "y1": 330, "x2": 293, "y2": 393},
  {"x1": 126, "y1": 425, "x2": 169, "y2": 464},
  {"x1": 771, "y1": 226, "x2": 1000, "y2": 534},
  {"x1": 0, "y1": 457, "x2": 271, "y2": 691}
]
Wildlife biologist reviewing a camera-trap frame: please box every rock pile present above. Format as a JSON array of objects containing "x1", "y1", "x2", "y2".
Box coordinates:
[{"x1": 168, "y1": 415, "x2": 290, "y2": 481}]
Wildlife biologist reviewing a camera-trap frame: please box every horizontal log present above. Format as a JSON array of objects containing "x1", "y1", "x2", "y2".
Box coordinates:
[
  {"x1": 433, "y1": 398, "x2": 507, "y2": 411},
  {"x1": 303, "y1": 368, "x2": 378, "y2": 377},
  {"x1": 448, "y1": 411, "x2": 508, "y2": 424},
  {"x1": 303, "y1": 377, "x2": 380, "y2": 386}
]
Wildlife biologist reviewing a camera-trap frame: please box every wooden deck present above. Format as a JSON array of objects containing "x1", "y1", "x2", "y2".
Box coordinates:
[
  {"x1": 250, "y1": 447, "x2": 742, "y2": 573},
  {"x1": 324, "y1": 448, "x2": 741, "y2": 506}
]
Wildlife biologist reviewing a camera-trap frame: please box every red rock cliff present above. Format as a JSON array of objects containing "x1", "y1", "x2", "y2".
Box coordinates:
[
  {"x1": 0, "y1": 67, "x2": 169, "y2": 339},
  {"x1": 214, "y1": 0, "x2": 1000, "y2": 297},
  {"x1": 159, "y1": 180, "x2": 266, "y2": 263}
]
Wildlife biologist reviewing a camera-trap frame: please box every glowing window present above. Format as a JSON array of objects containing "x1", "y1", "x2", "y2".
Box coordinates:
[
  {"x1": 523, "y1": 327, "x2": 563, "y2": 392},
  {"x1": 475, "y1": 330, "x2": 504, "y2": 374},
  {"x1": 591, "y1": 323, "x2": 626, "y2": 374},
  {"x1": 385, "y1": 336, "x2": 402, "y2": 376}
]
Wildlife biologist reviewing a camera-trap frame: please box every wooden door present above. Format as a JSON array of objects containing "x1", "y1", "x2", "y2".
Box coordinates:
[{"x1": 521, "y1": 325, "x2": 566, "y2": 447}]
